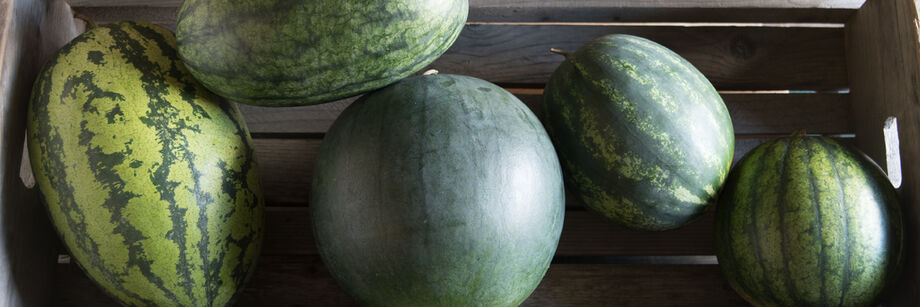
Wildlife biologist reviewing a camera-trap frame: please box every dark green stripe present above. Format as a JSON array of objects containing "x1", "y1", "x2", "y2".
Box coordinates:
[
  {"x1": 777, "y1": 137, "x2": 801, "y2": 304},
  {"x1": 106, "y1": 23, "x2": 190, "y2": 304},
  {"x1": 30, "y1": 42, "x2": 153, "y2": 306},
  {"x1": 748, "y1": 139, "x2": 782, "y2": 306},
  {"x1": 803, "y1": 139, "x2": 828, "y2": 304},
  {"x1": 816, "y1": 137, "x2": 851, "y2": 305}
]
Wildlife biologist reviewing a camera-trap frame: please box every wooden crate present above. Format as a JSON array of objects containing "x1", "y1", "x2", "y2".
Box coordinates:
[{"x1": 1, "y1": 0, "x2": 917, "y2": 305}]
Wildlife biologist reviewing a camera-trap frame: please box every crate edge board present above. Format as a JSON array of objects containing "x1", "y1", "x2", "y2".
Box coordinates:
[
  {"x1": 66, "y1": 0, "x2": 866, "y2": 9},
  {"x1": 846, "y1": 0, "x2": 920, "y2": 304},
  {"x1": 0, "y1": 0, "x2": 84, "y2": 306}
]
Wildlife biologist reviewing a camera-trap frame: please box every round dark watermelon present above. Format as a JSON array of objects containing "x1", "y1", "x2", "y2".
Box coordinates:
[
  {"x1": 176, "y1": 0, "x2": 468, "y2": 107},
  {"x1": 27, "y1": 22, "x2": 263, "y2": 306},
  {"x1": 715, "y1": 136, "x2": 903, "y2": 306},
  {"x1": 310, "y1": 74, "x2": 564, "y2": 306},
  {"x1": 542, "y1": 34, "x2": 734, "y2": 231}
]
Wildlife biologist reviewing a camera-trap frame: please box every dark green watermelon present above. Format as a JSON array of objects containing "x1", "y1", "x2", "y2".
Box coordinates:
[
  {"x1": 310, "y1": 74, "x2": 564, "y2": 306},
  {"x1": 715, "y1": 136, "x2": 903, "y2": 306},
  {"x1": 176, "y1": 0, "x2": 468, "y2": 107},
  {"x1": 543, "y1": 34, "x2": 734, "y2": 231},
  {"x1": 27, "y1": 22, "x2": 263, "y2": 306}
]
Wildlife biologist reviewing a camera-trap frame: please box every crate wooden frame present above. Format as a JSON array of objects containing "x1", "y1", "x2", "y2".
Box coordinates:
[{"x1": 1, "y1": 0, "x2": 916, "y2": 305}]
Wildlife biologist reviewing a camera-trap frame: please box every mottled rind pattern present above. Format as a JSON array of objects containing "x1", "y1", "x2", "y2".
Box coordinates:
[
  {"x1": 543, "y1": 34, "x2": 734, "y2": 231},
  {"x1": 27, "y1": 22, "x2": 264, "y2": 306},
  {"x1": 177, "y1": 0, "x2": 468, "y2": 106},
  {"x1": 311, "y1": 74, "x2": 565, "y2": 306},
  {"x1": 715, "y1": 136, "x2": 903, "y2": 307}
]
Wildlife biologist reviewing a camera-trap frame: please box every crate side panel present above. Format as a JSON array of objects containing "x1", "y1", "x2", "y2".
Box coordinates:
[
  {"x1": 846, "y1": 0, "x2": 920, "y2": 304},
  {"x1": 0, "y1": 0, "x2": 80, "y2": 306}
]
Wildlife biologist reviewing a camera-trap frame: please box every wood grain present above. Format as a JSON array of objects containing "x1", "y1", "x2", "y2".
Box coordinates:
[
  {"x1": 846, "y1": 0, "x2": 920, "y2": 304},
  {"x1": 252, "y1": 138, "x2": 320, "y2": 205},
  {"x1": 436, "y1": 24, "x2": 846, "y2": 89},
  {"x1": 260, "y1": 207, "x2": 715, "y2": 257},
  {"x1": 68, "y1": 3, "x2": 859, "y2": 23},
  {"x1": 67, "y1": 0, "x2": 865, "y2": 9},
  {"x1": 70, "y1": 7, "x2": 848, "y2": 91},
  {"x1": 52, "y1": 254, "x2": 745, "y2": 306},
  {"x1": 0, "y1": 0, "x2": 79, "y2": 306},
  {"x1": 239, "y1": 93, "x2": 851, "y2": 135},
  {"x1": 251, "y1": 137, "x2": 846, "y2": 205}
]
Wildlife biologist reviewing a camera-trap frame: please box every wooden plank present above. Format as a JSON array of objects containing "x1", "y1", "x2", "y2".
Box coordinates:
[
  {"x1": 70, "y1": 8, "x2": 848, "y2": 91},
  {"x1": 240, "y1": 93, "x2": 851, "y2": 135},
  {"x1": 436, "y1": 25, "x2": 846, "y2": 89},
  {"x1": 67, "y1": 0, "x2": 865, "y2": 9},
  {"x1": 252, "y1": 138, "x2": 319, "y2": 205},
  {"x1": 52, "y1": 254, "x2": 745, "y2": 306},
  {"x1": 470, "y1": 0, "x2": 864, "y2": 9},
  {"x1": 0, "y1": 0, "x2": 80, "y2": 306},
  {"x1": 469, "y1": 7, "x2": 857, "y2": 23},
  {"x1": 69, "y1": 3, "x2": 858, "y2": 23},
  {"x1": 250, "y1": 137, "x2": 848, "y2": 205},
  {"x1": 469, "y1": 0, "x2": 864, "y2": 23},
  {"x1": 846, "y1": 0, "x2": 920, "y2": 304},
  {"x1": 260, "y1": 207, "x2": 715, "y2": 257}
]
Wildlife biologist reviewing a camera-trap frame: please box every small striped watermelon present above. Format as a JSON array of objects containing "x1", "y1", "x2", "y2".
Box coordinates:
[
  {"x1": 543, "y1": 34, "x2": 734, "y2": 231},
  {"x1": 176, "y1": 0, "x2": 468, "y2": 106},
  {"x1": 27, "y1": 22, "x2": 263, "y2": 306},
  {"x1": 715, "y1": 136, "x2": 903, "y2": 306}
]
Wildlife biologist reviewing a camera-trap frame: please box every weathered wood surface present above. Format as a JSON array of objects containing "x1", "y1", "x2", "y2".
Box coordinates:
[
  {"x1": 68, "y1": 2, "x2": 862, "y2": 23},
  {"x1": 0, "y1": 0, "x2": 78, "y2": 306},
  {"x1": 846, "y1": 0, "x2": 920, "y2": 304},
  {"x1": 437, "y1": 25, "x2": 846, "y2": 89},
  {"x1": 239, "y1": 93, "x2": 850, "y2": 135},
  {"x1": 53, "y1": 254, "x2": 745, "y2": 306},
  {"x1": 66, "y1": 0, "x2": 865, "y2": 9},
  {"x1": 251, "y1": 137, "x2": 847, "y2": 205},
  {"x1": 71, "y1": 8, "x2": 849, "y2": 91},
  {"x1": 258, "y1": 207, "x2": 716, "y2": 257}
]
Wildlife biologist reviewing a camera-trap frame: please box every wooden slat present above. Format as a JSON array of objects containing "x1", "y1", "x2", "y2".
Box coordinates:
[
  {"x1": 261, "y1": 207, "x2": 715, "y2": 257},
  {"x1": 71, "y1": 7, "x2": 848, "y2": 90},
  {"x1": 0, "y1": 0, "x2": 80, "y2": 306},
  {"x1": 67, "y1": 0, "x2": 865, "y2": 9},
  {"x1": 52, "y1": 254, "x2": 744, "y2": 306},
  {"x1": 469, "y1": 7, "x2": 857, "y2": 23},
  {"x1": 252, "y1": 138, "x2": 320, "y2": 205},
  {"x1": 469, "y1": 0, "x2": 864, "y2": 23},
  {"x1": 846, "y1": 0, "x2": 920, "y2": 304},
  {"x1": 240, "y1": 94, "x2": 851, "y2": 135},
  {"x1": 436, "y1": 25, "x2": 846, "y2": 89},
  {"x1": 469, "y1": 0, "x2": 865, "y2": 9},
  {"x1": 251, "y1": 137, "x2": 845, "y2": 205},
  {"x1": 68, "y1": 3, "x2": 859, "y2": 23}
]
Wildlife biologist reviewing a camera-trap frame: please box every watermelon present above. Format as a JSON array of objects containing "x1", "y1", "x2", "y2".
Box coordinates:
[
  {"x1": 542, "y1": 34, "x2": 734, "y2": 231},
  {"x1": 715, "y1": 136, "x2": 903, "y2": 306},
  {"x1": 310, "y1": 74, "x2": 564, "y2": 306},
  {"x1": 27, "y1": 22, "x2": 263, "y2": 306},
  {"x1": 176, "y1": 0, "x2": 468, "y2": 107}
]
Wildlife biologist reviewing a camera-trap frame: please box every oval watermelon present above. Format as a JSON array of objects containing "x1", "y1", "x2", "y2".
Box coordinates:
[
  {"x1": 715, "y1": 136, "x2": 903, "y2": 306},
  {"x1": 27, "y1": 22, "x2": 263, "y2": 306},
  {"x1": 176, "y1": 0, "x2": 468, "y2": 107},
  {"x1": 311, "y1": 74, "x2": 564, "y2": 306},
  {"x1": 543, "y1": 34, "x2": 734, "y2": 231}
]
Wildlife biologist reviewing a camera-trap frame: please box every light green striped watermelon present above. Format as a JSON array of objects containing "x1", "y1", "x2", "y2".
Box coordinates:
[
  {"x1": 716, "y1": 136, "x2": 903, "y2": 306},
  {"x1": 543, "y1": 34, "x2": 734, "y2": 231},
  {"x1": 176, "y1": 0, "x2": 468, "y2": 106},
  {"x1": 27, "y1": 22, "x2": 263, "y2": 306}
]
